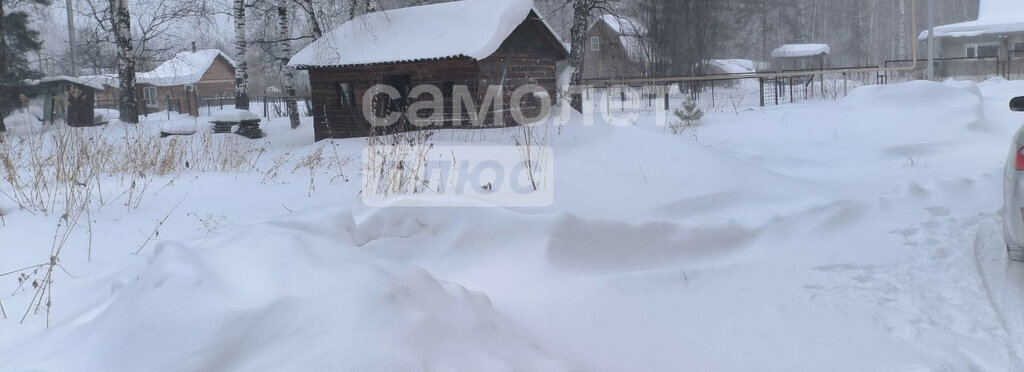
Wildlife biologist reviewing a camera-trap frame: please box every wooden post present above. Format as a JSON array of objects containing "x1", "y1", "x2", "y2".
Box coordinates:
[
  {"x1": 264, "y1": 97, "x2": 269, "y2": 118},
  {"x1": 166, "y1": 94, "x2": 171, "y2": 120}
]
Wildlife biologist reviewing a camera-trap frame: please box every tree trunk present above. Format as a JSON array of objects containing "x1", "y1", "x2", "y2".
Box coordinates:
[
  {"x1": 0, "y1": 0, "x2": 7, "y2": 79},
  {"x1": 568, "y1": 0, "x2": 589, "y2": 113},
  {"x1": 277, "y1": 0, "x2": 300, "y2": 129},
  {"x1": 296, "y1": 0, "x2": 323, "y2": 40},
  {"x1": 233, "y1": 0, "x2": 249, "y2": 110},
  {"x1": 112, "y1": 0, "x2": 138, "y2": 123},
  {"x1": 65, "y1": 0, "x2": 76, "y2": 76}
]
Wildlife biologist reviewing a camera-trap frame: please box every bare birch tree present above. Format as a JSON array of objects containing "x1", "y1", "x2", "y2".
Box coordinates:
[
  {"x1": 293, "y1": 0, "x2": 323, "y2": 39},
  {"x1": 234, "y1": 0, "x2": 249, "y2": 110},
  {"x1": 277, "y1": 0, "x2": 300, "y2": 128},
  {"x1": 111, "y1": 0, "x2": 138, "y2": 123}
]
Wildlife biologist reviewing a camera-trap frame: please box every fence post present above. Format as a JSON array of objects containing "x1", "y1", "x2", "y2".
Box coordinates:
[
  {"x1": 166, "y1": 94, "x2": 171, "y2": 120},
  {"x1": 758, "y1": 78, "x2": 765, "y2": 107},
  {"x1": 789, "y1": 77, "x2": 794, "y2": 103},
  {"x1": 710, "y1": 83, "x2": 715, "y2": 108},
  {"x1": 264, "y1": 97, "x2": 269, "y2": 118},
  {"x1": 843, "y1": 73, "x2": 848, "y2": 97},
  {"x1": 663, "y1": 84, "x2": 669, "y2": 110},
  {"x1": 219, "y1": 96, "x2": 223, "y2": 110}
]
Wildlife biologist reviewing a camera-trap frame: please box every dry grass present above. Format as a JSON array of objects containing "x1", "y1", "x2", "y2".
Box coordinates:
[
  {"x1": 361, "y1": 129, "x2": 436, "y2": 198},
  {"x1": 0, "y1": 125, "x2": 263, "y2": 217},
  {"x1": 0, "y1": 124, "x2": 271, "y2": 327}
]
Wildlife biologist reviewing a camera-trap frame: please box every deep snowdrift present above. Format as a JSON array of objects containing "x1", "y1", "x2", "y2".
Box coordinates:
[
  {"x1": 3, "y1": 79, "x2": 1024, "y2": 371},
  {"x1": 1, "y1": 209, "x2": 570, "y2": 371}
]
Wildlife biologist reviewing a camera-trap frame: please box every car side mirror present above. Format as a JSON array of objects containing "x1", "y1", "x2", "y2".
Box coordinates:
[{"x1": 1013, "y1": 96, "x2": 1024, "y2": 112}]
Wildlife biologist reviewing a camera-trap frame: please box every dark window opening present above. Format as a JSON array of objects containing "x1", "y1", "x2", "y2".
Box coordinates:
[
  {"x1": 442, "y1": 81, "x2": 454, "y2": 98},
  {"x1": 382, "y1": 75, "x2": 411, "y2": 112},
  {"x1": 337, "y1": 83, "x2": 354, "y2": 107}
]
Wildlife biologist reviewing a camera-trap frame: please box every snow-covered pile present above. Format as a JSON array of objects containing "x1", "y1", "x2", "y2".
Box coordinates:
[
  {"x1": 289, "y1": 0, "x2": 565, "y2": 67},
  {"x1": 770, "y1": 44, "x2": 830, "y2": 58},
  {"x1": 709, "y1": 59, "x2": 756, "y2": 74},
  {"x1": 212, "y1": 109, "x2": 260, "y2": 122},
  {"x1": 2, "y1": 111, "x2": 44, "y2": 135},
  {"x1": 139, "y1": 50, "x2": 236, "y2": 87}
]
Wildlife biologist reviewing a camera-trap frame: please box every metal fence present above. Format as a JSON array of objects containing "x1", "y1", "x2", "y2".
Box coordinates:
[
  {"x1": 583, "y1": 67, "x2": 882, "y2": 114},
  {"x1": 883, "y1": 54, "x2": 1024, "y2": 82},
  {"x1": 95, "y1": 95, "x2": 313, "y2": 119}
]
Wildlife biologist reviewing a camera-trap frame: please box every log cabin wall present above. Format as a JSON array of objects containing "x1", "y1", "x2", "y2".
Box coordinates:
[
  {"x1": 305, "y1": 11, "x2": 565, "y2": 141},
  {"x1": 477, "y1": 13, "x2": 563, "y2": 127},
  {"x1": 308, "y1": 58, "x2": 480, "y2": 140}
]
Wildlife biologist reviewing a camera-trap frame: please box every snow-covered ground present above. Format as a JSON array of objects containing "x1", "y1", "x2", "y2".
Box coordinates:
[{"x1": 2, "y1": 78, "x2": 1024, "y2": 371}]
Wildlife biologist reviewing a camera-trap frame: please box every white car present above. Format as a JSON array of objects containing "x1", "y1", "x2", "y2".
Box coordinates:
[{"x1": 1003, "y1": 96, "x2": 1024, "y2": 261}]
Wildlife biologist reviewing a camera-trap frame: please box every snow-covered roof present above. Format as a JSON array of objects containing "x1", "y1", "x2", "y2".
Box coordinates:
[
  {"x1": 590, "y1": 14, "x2": 648, "y2": 62},
  {"x1": 78, "y1": 74, "x2": 120, "y2": 89},
  {"x1": 919, "y1": 0, "x2": 1024, "y2": 39},
  {"x1": 288, "y1": 0, "x2": 568, "y2": 68},
  {"x1": 771, "y1": 44, "x2": 830, "y2": 58},
  {"x1": 708, "y1": 59, "x2": 756, "y2": 74},
  {"x1": 34, "y1": 76, "x2": 105, "y2": 90},
  {"x1": 138, "y1": 49, "x2": 236, "y2": 87}
]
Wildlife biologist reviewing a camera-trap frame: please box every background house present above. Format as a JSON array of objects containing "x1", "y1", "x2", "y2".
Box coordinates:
[
  {"x1": 921, "y1": 0, "x2": 1023, "y2": 77},
  {"x1": 289, "y1": 0, "x2": 568, "y2": 141},
  {"x1": 137, "y1": 49, "x2": 237, "y2": 116},
  {"x1": 84, "y1": 49, "x2": 236, "y2": 117},
  {"x1": 770, "y1": 44, "x2": 831, "y2": 70},
  {"x1": 78, "y1": 74, "x2": 121, "y2": 105},
  {"x1": 582, "y1": 14, "x2": 648, "y2": 80}
]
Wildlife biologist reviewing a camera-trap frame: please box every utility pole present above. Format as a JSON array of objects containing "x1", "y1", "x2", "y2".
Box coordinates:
[
  {"x1": 927, "y1": 0, "x2": 935, "y2": 80},
  {"x1": 66, "y1": 0, "x2": 76, "y2": 76}
]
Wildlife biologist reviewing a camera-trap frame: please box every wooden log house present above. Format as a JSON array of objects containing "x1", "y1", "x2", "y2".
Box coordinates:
[{"x1": 288, "y1": 0, "x2": 569, "y2": 141}]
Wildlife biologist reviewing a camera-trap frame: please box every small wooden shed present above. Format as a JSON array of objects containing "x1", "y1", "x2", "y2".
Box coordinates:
[
  {"x1": 35, "y1": 76, "x2": 102, "y2": 127},
  {"x1": 288, "y1": 0, "x2": 569, "y2": 141}
]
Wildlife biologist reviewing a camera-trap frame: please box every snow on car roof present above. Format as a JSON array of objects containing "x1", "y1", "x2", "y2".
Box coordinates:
[
  {"x1": 138, "y1": 49, "x2": 236, "y2": 87},
  {"x1": 920, "y1": 0, "x2": 1024, "y2": 39},
  {"x1": 771, "y1": 44, "x2": 830, "y2": 58},
  {"x1": 288, "y1": 0, "x2": 567, "y2": 68}
]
